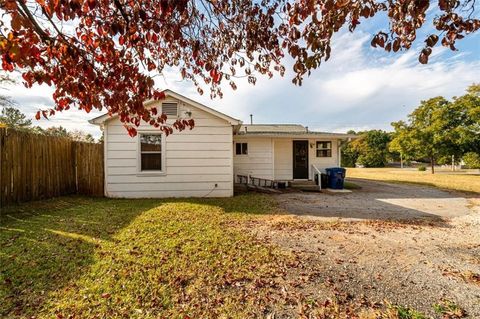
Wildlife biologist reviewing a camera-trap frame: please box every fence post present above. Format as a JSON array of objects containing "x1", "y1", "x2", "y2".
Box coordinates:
[{"x1": 0, "y1": 128, "x2": 5, "y2": 209}]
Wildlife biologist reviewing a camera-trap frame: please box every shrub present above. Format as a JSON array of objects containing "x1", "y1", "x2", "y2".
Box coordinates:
[
  {"x1": 433, "y1": 300, "x2": 466, "y2": 318},
  {"x1": 418, "y1": 165, "x2": 427, "y2": 171},
  {"x1": 463, "y1": 152, "x2": 480, "y2": 169},
  {"x1": 391, "y1": 305, "x2": 427, "y2": 319}
]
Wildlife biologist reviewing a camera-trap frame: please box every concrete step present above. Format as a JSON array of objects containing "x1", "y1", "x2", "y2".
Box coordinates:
[{"x1": 290, "y1": 181, "x2": 320, "y2": 192}]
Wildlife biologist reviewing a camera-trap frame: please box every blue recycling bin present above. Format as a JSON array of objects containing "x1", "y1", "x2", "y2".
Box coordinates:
[{"x1": 325, "y1": 167, "x2": 346, "y2": 189}]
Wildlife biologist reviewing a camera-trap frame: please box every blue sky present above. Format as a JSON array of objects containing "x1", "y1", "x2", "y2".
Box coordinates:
[{"x1": 2, "y1": 15, "x2": 479, "y2": 139}]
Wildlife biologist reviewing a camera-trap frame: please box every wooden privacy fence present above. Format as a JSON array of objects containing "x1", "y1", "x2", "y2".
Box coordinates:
[
  {"x1": 0, "y1": 128, "x2": 104, "y2": 207},
  {"x1": 75, "y1": 141, "x2": 104, "y2": 196}
]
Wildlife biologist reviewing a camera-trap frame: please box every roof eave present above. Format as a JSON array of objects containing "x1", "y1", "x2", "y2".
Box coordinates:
[
  {"x1": 235, "y1": 133, "x2": 358, "y2": 139},
  {"x1": 88, "y1": 89, "x2": 242, "y2": 126}
]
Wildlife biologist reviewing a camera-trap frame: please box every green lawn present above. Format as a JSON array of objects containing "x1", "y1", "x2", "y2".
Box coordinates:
[
  {"x1": 347, "y1": 168, "x2": 480, "y2": 193},
  {"x1": 0, "y1": 195, "x2": 289, "y2": 318}
]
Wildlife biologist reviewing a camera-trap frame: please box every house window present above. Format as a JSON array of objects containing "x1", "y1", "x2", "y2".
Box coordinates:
[
  {"x1": 140, "y1": 134, "x2": 163, "y2": 171},
  {"x1": 162, "y1": 102, "x2": 178, "y2": 117},
  {"x1": 235, "y1": 143, "x2": 248, "y2": 155},
  {"x1": 316, "y1": 141, "x2": 332, "y2": 157}
]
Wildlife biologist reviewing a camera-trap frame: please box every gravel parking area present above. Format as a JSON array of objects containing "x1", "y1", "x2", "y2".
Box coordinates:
[
  {"x1": 250, "y1": 179, "x2": 480, "y2": 317},
  {"x1": 277, "y1": 179, "x2": 476, "y2": 222}
]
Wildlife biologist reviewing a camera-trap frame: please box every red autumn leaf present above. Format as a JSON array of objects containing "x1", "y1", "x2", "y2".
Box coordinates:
[
  {"x1": 426, "y1": 34, "x2": 439, "y2": 47},
  {"x1": 126, "y1": 126, "x2": 137, "y2": 137},
  {"x1": 419, "y1": 52, "x2": 428, "y2": 64},
  {"x1": 153, "y1": 91, "x2": 166, "y2": 100},
  {"x1": 0, "y1": 0, "x2": 476, "y2": 137}
]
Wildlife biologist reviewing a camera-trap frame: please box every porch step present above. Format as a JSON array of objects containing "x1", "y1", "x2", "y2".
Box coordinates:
[{"x1": 289, "y1": 180, "x2": 320, "y2": 192}]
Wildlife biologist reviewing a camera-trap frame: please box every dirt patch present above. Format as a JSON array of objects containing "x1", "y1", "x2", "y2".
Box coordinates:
[{"x1": 245, "y1": 180, "x2": 480, "y2": 317}]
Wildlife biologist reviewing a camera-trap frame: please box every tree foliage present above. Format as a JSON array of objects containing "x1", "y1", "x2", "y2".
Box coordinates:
[
  {"x1": 463, "y1": 152, "x2": 480, "y2": 169},
  {"x1": 390, "y1": 84, "x2": 480, "y2": 173},
  {"x1": 0, "y1": 0, "x2": 478, "y2": 135},
  {"x1": 68, "y1": 129, "x2": 95, "y2": 142},
  {"x1": 341, "y1": 130, "x2": 391, "y2": 167},
  {"x1": 0, "y1": 106, "x2": 32, "y2": 129},
  {"x1": 42, "y1": 125, "x2": 69, "y2": 137}
]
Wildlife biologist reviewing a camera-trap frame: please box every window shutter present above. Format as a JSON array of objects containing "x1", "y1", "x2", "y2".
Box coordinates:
[{"x1": 162, "y1": 103, "x2": 178, "y2": 116}]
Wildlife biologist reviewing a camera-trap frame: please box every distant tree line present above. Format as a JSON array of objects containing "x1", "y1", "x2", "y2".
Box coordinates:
[
  {"x1": 0, "y1": 106, "x2": 98, "y2": 143},
  {"x1": 342, "y1": 84, "x2": 480, "y2": 173}
]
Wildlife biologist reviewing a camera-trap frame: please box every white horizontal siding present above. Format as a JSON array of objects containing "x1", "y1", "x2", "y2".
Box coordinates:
[
  {"x1": 232, "y1": 137, "x2": 342, "y2": 181},
  {"x1": 108, "y1": 141, "x2": 230, "y2": 151},
  {"x1": 106, "y1": 157, "x2": 232, "y2": 170},
  {"x1": 108, "y1": 181, "x2": 232, "y2": 192},
  {"x1": 112, "y1": 134, "x2": 232, "y2": 143},
  {"x1": 309, "y1": 139, "x2": 339, "y2": 178},
  {"x1": 233, "y1": 137, "x2": 273, "y2": 180},
  {"x1": 107, "y1": 189, "x2": 231, "y2": 198},
  {"x1": 104, "y1": 96, "x2": 234, "y2": 198},
  {"x1": 107, "y1": 174, "x2": 232, "y2": 184},
  {"x1": 108, "y1": 166, "x2": 232, "y2": 176},
  {"x1": 107, "y1": 125, "x2": 231, "y2": 135},
  {"x1": 107, "y1": 118, "x2": 228, "y2": 127},
  {"x1": 274, "y1": 139, "x2": 292, "y2": 180},
  {"x1": 107, "y1": 150, "x2": 232, "y2": 159},
  {"x1": 165, "y1": 158, "x2": 231, "y2": 167}
]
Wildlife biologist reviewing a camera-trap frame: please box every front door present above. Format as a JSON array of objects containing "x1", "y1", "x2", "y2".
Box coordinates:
[{"x1": 293, "y1": 140, "x2": 309, "y2": 179}]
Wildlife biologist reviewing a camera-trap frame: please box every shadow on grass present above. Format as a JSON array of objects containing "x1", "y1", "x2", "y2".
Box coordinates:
[
  {"x1": 0, "y1": 194, "x2": 280, "y2": 317},
  {"x1": 0, "y1": 196, "x2": 161, "y2": 317}
]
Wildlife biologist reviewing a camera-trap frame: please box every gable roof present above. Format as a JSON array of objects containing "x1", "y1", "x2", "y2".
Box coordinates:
[{"x1": 89, "y1": 89, "x2": 241, "y2": 125}]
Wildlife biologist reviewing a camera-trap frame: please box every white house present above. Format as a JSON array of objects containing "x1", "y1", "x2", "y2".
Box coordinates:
[{"x1": 90, "y1": 90, "x2": 355, "y2": 198}]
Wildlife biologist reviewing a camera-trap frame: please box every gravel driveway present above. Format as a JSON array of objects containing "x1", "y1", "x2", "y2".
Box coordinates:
[
  {"x1": 249, "y1": 179, "x2": 480, "y2": 317},
  {"x1": 277, "y1": 179, "x2": 476, "y2": 222}
]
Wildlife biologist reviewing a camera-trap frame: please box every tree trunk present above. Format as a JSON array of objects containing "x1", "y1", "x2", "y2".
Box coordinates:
[{"x1": 431, "y1": 156, "x2": 435, "y2": 174}]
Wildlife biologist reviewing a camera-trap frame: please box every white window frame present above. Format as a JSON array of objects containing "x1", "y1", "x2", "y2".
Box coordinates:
[
  {"x1": 137, "y1": 132, "x2": 167, "y2": 176},
  {"x1": 316, "y1": 141, "x2": 332, "y2": 158},
  {"x1": 235, "y1": 142, "x2": 248, "y2": 156}
]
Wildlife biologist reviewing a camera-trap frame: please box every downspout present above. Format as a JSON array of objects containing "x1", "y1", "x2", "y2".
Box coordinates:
[
  {"x1": 271, "y1": 138, "x2": 275, "y2": 180},
  {"x1": 338, "y1": 138, "x2": 351, "y2": 167},
  {"x1": 103, "y1": 124, "x2": 108, "y2": 197},
  {"x1": 338, "y1": 141, "x2": 342, "y2": 167}
]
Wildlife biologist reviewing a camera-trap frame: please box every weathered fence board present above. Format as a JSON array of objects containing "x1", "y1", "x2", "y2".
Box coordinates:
[
  {"x1": 75, "y1": 142, "x2": 104, "y2": 196},
  {"x1": 0, "y1": 128, "x2": 104, "y2": 208}
]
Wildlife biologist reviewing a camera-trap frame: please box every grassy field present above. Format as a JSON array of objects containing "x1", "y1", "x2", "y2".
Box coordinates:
[{"x1": 347, "y1": 168, "x2": 480, "y2": 193}]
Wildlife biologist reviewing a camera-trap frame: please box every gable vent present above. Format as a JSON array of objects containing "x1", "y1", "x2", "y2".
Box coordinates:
[{"x1": 162, "y1": 103, "x2": 178, "y2": 117}]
